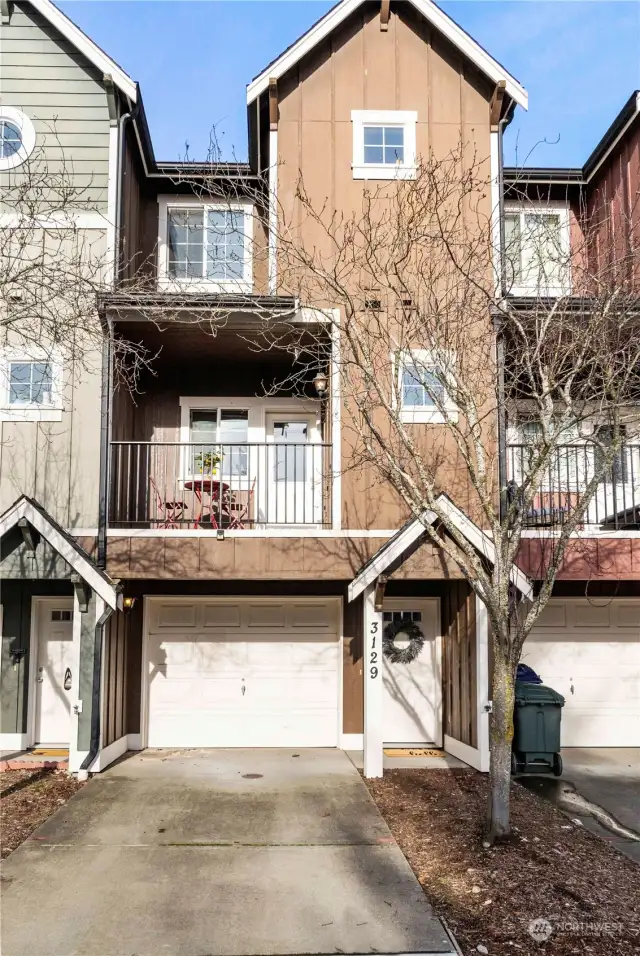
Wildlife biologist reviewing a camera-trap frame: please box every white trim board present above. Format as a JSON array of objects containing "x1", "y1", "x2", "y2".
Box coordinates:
[
  {"x1": 347, "y1": 493, "x2": 533, "y2": 602},
  {"x1": 247, "y1": 0, "x2": 527, "y2": 109},
  {"x1": 27, "y1": 0, "x2": 137, "y2": 101},
  {"x1": 444, "y1": 734, "x2": 488, "y2": 773},
  {"x1": 0, "y1": 497, "x2": 122, "y2": 610},
  {"x1": 0, "y1": 733, "x2": 29, "y2": 751}
]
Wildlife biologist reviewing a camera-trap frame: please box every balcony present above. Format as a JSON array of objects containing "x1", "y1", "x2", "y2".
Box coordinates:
[
  {"x1": 109, "y1": 441, "x2": 333, "y2": 530},
  {"x1": 507, "y1": 443, "x2": 640, "y2": 529}
]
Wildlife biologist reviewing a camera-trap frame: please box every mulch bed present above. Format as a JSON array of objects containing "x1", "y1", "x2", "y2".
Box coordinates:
[
  {"x1": 365, "y1": 769, "x2": 639, "y2": 956},
  {"x1": 1, "y1": 769, "x2": 84, "y2": 859}
]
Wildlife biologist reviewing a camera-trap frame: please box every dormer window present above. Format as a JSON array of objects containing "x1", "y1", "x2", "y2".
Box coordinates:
[
  {"x1": 351, "y1": 110, "x2": 417, "y2": 181},
  {"x1": 504, "y1": 206, "x2": 570, "y2": 295},
  {"x1": 158, "y1": 198, "x2": 253, "y2": 292}
]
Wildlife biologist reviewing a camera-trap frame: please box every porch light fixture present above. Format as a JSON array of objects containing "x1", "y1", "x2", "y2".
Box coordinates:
[
  {"x1": 122, "y1": 596, "x2": 137, "y2": 610},
  {"x1": 313, "y1": 372, "x2": 328, "y2": 397}
]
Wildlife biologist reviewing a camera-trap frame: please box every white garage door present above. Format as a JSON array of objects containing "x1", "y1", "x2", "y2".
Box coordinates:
[
  {"x1": 523, "y1": 599, "x2": 640, "y2": 747},
  {"x1": 146, "y1": 598, "x2": 340, "y2": 748}
]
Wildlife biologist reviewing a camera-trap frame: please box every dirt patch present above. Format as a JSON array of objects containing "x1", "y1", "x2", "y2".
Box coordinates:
[
  {"x1": 365, "y1": 769, "x2": 639, "y2": 955},
  {"x1": 1, "y1": 769, "x2": 83, "y2": 859}
]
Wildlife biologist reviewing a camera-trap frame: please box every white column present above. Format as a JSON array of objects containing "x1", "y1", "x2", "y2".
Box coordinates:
[
  {"x1": 363, "y1": 581, "x2": 384, "y2": 778},
  {"x1": 475, "y1": 594, "x2": 491, "y2": 773},
  {"x1": 68, "y1": 589, "x2": 84, "y2": 774},
  {"x1": 330, "y1": 316, "x2": 342, "y2": 530},
  {"x1": 268, "y1": 128, "x2": 278, "y2": 294}
]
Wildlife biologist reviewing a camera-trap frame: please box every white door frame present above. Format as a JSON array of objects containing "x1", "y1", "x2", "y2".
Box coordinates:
[
  {"x1": 28, "y1": 596, "x2": 75, "y2": 748},
  {"x1": 140, "y1": 594, "x2": 343, "y2": 750}
]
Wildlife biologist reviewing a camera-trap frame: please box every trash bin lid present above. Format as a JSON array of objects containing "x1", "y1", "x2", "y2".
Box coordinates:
[{"x1": 515, "y1": 681, "x2": 565, "y2": 706}]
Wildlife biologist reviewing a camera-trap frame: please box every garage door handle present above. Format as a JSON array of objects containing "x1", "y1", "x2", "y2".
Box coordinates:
[{"x1": 241, "y1": 684, "x2": 246, "y2": 696}]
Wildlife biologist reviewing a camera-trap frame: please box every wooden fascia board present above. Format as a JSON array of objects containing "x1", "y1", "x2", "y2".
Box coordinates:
[{"x1": 246, "y1": 0, "x2": 527, "y2": 110}]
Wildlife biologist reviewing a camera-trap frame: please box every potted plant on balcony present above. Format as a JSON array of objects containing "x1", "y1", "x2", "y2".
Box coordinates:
[{"x1": 193, "y1": 449, "x2": 221, "y2": 476}]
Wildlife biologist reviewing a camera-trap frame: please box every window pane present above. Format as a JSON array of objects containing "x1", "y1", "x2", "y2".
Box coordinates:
[
  {"x1": 31, "y1": 363, "x2": 52, "y2": 404},
  {"x1": 0, "y1": 121, "x2": 23, "y2": 158},
  {"x1": 364, "y1": 126, "x2": 384, "y2": 146},
  {"x1": 384, "y1": 144, "x2": 404, "y2": 164},
  {"x1": 206, "y1": 209, "x2": 246, "y2": 281},
  {"x1": 364, "y1": 145, "x2": 384, "y2": 164},
  {"x1": 273, "y1": 421, "x2": 308, "y2": 483},
  {"x1": 219, "y1": 409, "x2": 249, "y2": 443},
  {"x1": 190, "y1": 410, "x2": 217, "y2": 442},
  {"x1": 402, "y1": 367, "x2": 425, "y2": 407},
  {"x1": 384, "y1": 127, "x2": 404, "y2": 146},
  {"x1": 168, "y1": 209, "x2": 204, "y2": 278},
  {"x1": 504, "y1": 214, "x2": 522, "y2": 285}
]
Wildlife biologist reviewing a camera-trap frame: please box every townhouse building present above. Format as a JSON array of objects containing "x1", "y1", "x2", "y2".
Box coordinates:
[{"x1": 0, "y1": 0, "x2": 637, "y2": 775}]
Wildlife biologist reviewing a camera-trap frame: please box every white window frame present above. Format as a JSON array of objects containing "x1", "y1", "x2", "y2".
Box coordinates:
[
  {"x1": 394, "y1": 349, "x2": 458, "y2": 424},
  {"x1": 0, "y1": 348, "x2": 63, "y2": 422},
  {"x1": 157, "y1": 195, "x2": 254, "y2": 293},
  {"x1": 178, "y1": 396, "x2": 321, "y2": 487},
  {"x1": 351, "y1": 110, "x2": 417, "y2": 181},
  {"x1": 0, "y1": 107, "x2": 36, "y2": 171},
  {"x1": 503, "y1": 202, "x2": 571, "y2": 297}
]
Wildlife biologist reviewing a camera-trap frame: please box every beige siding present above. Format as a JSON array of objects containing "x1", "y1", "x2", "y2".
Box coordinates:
[{"x1": 0, "y1": 2, "x2": 111, "y2": 206}]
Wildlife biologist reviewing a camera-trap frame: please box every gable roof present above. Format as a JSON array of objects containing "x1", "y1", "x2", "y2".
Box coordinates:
[
  {"x1": 0, "y1": 496, "x2": 122, "y2": 610},
  {"x1": 347, "y1": 493, "x2": 533, "y2": 602},
  {"x1": 26, "y1": 0, "x2": 137, "y2": 101},
  {"x1": 247, "y1": 0, "x2": 528, "y2": 109}
]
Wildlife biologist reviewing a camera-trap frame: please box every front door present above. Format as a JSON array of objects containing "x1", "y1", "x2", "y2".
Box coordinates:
[
  {"x1": 382, "y1": 601, "x2": 442, "y2": 746},
  {"x1": 34, "y1": 599, "x2": 74, "y2": 746},
  {"x1": 265, "y1": 414, "x2": 321, "y2": 525}
]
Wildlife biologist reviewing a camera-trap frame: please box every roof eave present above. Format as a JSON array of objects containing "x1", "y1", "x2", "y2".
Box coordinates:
[{"x1": 246, "y1": 0, "x2": 527, "y2": 111}]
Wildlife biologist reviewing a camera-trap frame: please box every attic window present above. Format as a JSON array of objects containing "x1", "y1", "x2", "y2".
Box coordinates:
[
  {"x1": 351, "y1": 110, "x2": 417, "y2": 181},
  {"x1": 0, "y1": 107, "x2": 36, "y2": 171}
]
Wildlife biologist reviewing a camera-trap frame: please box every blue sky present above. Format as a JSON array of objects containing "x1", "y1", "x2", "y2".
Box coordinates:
[{"x1": 59, "y1": 1, "x2": 640, "y2": 167}]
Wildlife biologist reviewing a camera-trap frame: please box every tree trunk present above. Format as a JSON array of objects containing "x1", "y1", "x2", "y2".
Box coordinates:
[{"x1": 488, "y1": 648, "x2": 516, "y2": 842}]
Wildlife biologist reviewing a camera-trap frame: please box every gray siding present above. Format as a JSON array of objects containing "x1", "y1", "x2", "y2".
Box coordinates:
[
  {"x1": 0, "y1": 2, "x2": 112, "y2": 206},
  {"x1": 0, "y1": 3, "x2": 113, "y2": 529}
]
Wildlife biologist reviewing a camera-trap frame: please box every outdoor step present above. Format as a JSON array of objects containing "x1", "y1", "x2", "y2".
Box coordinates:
[{"x1": 0, "y1": 751, "x2": 69, "y2": 772}]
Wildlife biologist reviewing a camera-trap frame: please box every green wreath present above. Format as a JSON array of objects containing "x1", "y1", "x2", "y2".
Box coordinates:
[{"x1": 383, "y1": 620, "x2": 425, "y2": 664}]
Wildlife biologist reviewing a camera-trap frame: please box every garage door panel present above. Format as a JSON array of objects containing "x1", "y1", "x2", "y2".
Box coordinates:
[
  {"x1": 146, "y1": 599, "x2": 340, "y2": 747},
  {"x1": 153, "y1": 603, "x2": 198, "y2": 629},
  {"x1": 525, "y1": 598, "x2": 640, "y2": 747}
]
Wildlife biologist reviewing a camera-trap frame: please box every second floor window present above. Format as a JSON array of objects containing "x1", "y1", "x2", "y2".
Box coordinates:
[
  {"x1": 504, "y1": 208, "x2": 569, "y2": 294},
  {"x1": 351, "y1": 110, "x2": 417, "y2": 180},
  {"x1": 166, "y1": 205, "x2": 249, "y2": 285},
  {"x1": 363, "y1": 126, "x2": 404, "y2": 166},
  {"x1": 396, "y1": 350, "x2": 457, "y2": 424},
  {"x1": 8, "y1": 361, "x2": 53, "y2": 406}
]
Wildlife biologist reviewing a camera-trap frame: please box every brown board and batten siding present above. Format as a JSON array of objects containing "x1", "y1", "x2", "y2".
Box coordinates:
[
  {"x1": 275, "y1": 1, "x2": 496, "y2": 533},
  {"x1": 442, "y1": 580, "x2": 477, "y2": 748},
  {"x1": 102, "y1": 611, "x2": 129, "y2": 748},
  {"x1": 0, "y1": 2, "x2": 112, "y2": 528}
]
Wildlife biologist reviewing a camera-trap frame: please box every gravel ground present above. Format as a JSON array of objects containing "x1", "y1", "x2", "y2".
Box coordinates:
[
  {"x1": 364, "y1": 768, "x2": 639, "y2": 956},
  {"x1": 1, "y1": 769, "x2": 84, "y2": 859}
]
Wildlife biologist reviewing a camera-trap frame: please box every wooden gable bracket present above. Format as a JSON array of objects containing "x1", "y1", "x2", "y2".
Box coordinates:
[
  {"x1": 380, "y1": 0, "x2": 390, "y2": 31},
  {"x1": 268, "y1": 78, "x2": 278, "y2": 131},
  {"x1": 1, "y1": 0, "x2": 14, "y2": 24},
  {"x1": 17, "y1": 518, "x2": 39, "y2": 553},
  {"x1": 490, "y1": 80, "x2": 507, "y2": 131},
  {"x1": 374, "y1": 575, "x2": 388, "y2": 612}
]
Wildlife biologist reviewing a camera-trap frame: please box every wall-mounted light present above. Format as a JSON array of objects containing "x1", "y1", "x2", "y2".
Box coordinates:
[
  {"x1": 123, "y1": 596, "x2": 137, "y2": 611},
  {"x1": 313, "y1": 372, "x2": 328, "y2": 397}
]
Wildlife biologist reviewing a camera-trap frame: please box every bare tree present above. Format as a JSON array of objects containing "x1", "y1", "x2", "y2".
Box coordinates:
[
  {"x1": 0, "y1": 128, "x2": 151, "y2": 391},
  {"x1": 225, "y1": 143, "x2": 639, "y2": 841}
]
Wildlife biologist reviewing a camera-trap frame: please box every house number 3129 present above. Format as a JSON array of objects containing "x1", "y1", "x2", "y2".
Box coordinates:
[{"x1": 369, "y1": 621, "x2": 379, "y2": 679}]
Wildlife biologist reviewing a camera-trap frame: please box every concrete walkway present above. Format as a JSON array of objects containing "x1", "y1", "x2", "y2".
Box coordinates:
[
  {"x1": 518, "y1": 748, "x2": 640, "y2": 864},
  {"x1": 0, "y1": 749, "x2": 457, "y2": 956}
]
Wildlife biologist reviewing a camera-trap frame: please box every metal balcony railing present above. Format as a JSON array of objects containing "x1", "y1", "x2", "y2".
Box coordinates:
[
  {"x1": 109, "y1": 441, "x2": 333, "y2": 529},
  {"x1": 507, "y1": 443, "x2": 640, "y2": 529}
]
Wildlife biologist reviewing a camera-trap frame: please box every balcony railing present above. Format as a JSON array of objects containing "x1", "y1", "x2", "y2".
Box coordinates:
[
  {"x1": 109, "y1": 442, "x2": 333, "y2": 529},
  {"x1": 507, "y1": 443, "x2": 640, "y2": 529}
]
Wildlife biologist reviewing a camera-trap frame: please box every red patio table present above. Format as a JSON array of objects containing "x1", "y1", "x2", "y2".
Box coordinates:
[{"x1": 183, "y1": 477, "x2": 232, "y2": 529}]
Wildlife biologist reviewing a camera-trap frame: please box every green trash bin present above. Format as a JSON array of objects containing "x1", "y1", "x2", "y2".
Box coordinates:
[{"x1": 511, "y1": 682, "x2": 565, "y2": 776}]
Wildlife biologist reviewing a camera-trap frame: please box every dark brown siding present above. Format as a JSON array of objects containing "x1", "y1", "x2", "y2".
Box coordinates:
[
  {"x1": 442, "y1": 581, "x2": 477, "y2": 748},
  {"x1": 343, "y1": 593, "x2": 363, "y2": 733},
  {"x1": 103, "y1": 611, "x2": 129, "y2": 747}
]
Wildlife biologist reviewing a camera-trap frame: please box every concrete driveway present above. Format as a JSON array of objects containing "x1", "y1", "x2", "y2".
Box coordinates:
[
  {"x1": 518, "y1": 748, "x2": 640, "y2": 864},
  {"x1": 0, "y1": 749, "x2": 457, "y2": 956}
]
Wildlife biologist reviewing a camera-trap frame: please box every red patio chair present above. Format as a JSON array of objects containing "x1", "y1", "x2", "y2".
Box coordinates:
[{"x1": 149, "y1": 475, "x2": 186, "y2": 528}]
